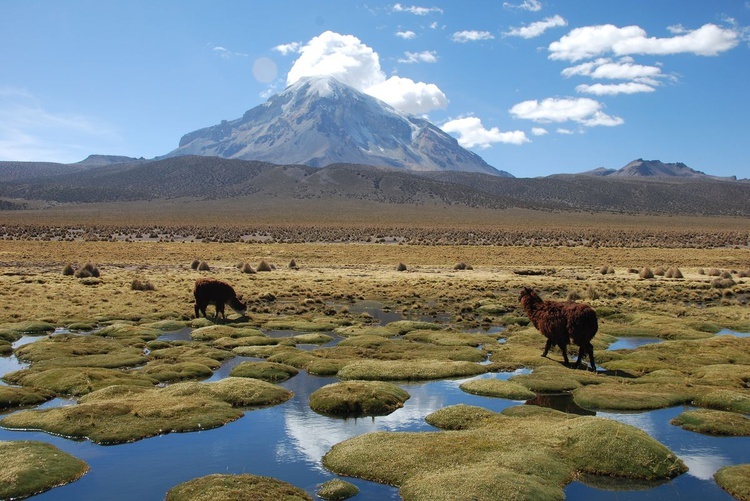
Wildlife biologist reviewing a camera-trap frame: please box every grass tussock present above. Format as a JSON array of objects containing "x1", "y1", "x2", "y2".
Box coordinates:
[
  {"x1": 714, "y1": 464, "x2": 750, "y2": 501},
  {"x1": 0, "y1": 386, "x2": 56, "y2": 409},
  {"x1": 459, "y1": 378, "x2": 536, "y2": 400},
  {"x1": 0, "y1": 378, "x2": 292, "y2": 444},
  {"x1": 317, "y1": 478, "x2": 359, "y2": 500},
  {"x1": 166, "y1": 473, "x2": 312, "y2": 501},
  {"x1": 337, "y1": 359, "x2": 486, "y2": 381},
  {"x1": 309, "y1": 380, "x2": 410, "y2": 417},
  {"x1": 229, "y1": 361, "x2": 299, "y2": 382},
  {"x1": 0, "y1": 441, "x2": 89, "y2": 500},
  {"x1": 131, "y1": 278, "x2": 156, "y2": 291},
  {"x1": 670, "y1": 409, "x2": 750, "y2": 436},
  {"x1": 323, "y1": 404, "x2": 686, "y2": 500}
]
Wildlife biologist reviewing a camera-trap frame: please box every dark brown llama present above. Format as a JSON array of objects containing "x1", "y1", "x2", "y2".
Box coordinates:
[
  {"x1": 193, "y1": 278, "x2": 247, "y2": 319},
  {"x1": 518, "y1": 287, "x2": 598, "y2": 371}
]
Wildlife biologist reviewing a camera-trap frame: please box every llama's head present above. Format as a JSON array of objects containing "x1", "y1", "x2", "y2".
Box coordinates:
[
  {"x1": 229, "y1": 295, "x2": 248, "y2": 317},
  {"x1": 518, "y1": 287, "x2": 542, "y2": 305}
]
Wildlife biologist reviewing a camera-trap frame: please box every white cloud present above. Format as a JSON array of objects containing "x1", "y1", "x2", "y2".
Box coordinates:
[
  {"x1": 273, "y1": 42, "x2": 302, "y2": 55},
  {"x1": 503, "y1": 0, "x2": 542, "y2": 12},
  {"x1": 562, "y1": 58, "x2": 662, "y2": 80},
  {"x1": 452, "y1": 30, "x2": 495, "y2": 43},
  {"x1": 396, "y1": 30, "x2": 416, "y2": 39},
  {"x1": 287, "y1": 31, "x2": 447, "y2": 115},
  {"x1": 549, "y1": 23, "x2": 740, "y2": 61},
  {"x1": 505, "y1": 15, "x2": 567, "y2": 39},
  {"x1": 367, "y1": 76, "x2": 448, "y2": 115},
  {"x1": 211, "y1": 45, "x2": 247, "y2": 59},
  {"x1": 531, "y1": 127, "x2": 548, "y2": 136},
  {"x1": 509, "y1": 97, "x2": 623, "y2": 127},
  {"x1": 441, "y1": 116, "x2": 529, "y2": 148},
  {"x1": 0, "y1": 88, "x2": 120, "y2": 162},
  {"x1": 392, "y1": 3, "x2": 443, "y2": 15},
  {"x1": 556, "y1": 128, "x2": 575, "y2": 134},
  {"x1": 576, "y1": 82, "x2": 656, "y2": 95},
  {"x1": 398, "y1": 50, "x2": 438, "y2": 63}
]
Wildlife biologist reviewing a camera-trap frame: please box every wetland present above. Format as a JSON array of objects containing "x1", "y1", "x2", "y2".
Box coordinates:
[{"x1": 0, "y1": 219, "x2": 749, "y2": 500}]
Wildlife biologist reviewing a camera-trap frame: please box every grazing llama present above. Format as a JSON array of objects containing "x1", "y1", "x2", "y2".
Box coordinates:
[
  {"x1": 193, "y1": 278, "x2": 247, "y2": 319},
  {"x1": 518, "y1": 287, "x2": 598, "y2": 371}
]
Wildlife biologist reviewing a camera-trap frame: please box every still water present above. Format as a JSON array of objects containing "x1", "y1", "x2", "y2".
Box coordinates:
[{"x1": 0, "y1": 314, "x2": 747, "y2": 500}]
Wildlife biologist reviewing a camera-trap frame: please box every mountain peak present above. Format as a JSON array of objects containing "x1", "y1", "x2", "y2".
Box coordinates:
[
  {"x1": 166, "y1": 76, "x2": 508, "y2": 176},
  {"x1": 578, "y1": 158, "x2": 735, "y2": 181}
]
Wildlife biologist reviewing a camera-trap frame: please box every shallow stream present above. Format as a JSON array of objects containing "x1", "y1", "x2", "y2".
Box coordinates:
[{"x1": 0, "y1": 312, "x2": 747, "y2": 500}]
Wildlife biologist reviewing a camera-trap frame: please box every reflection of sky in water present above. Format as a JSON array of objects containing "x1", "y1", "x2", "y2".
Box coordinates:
[
  {"x1": 1, "y1": 311, "x2": 749, "y2": 500},
  {"x1": 607, "y1": 337, "x2": 663, "y2": 351}
]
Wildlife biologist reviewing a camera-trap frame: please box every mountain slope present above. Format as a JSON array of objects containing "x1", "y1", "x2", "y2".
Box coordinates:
[
  {"x1": 579, "y1": 159, "x2": 737, "y2": 181},
  {"x1": 1, "y1": 156, "x2": 748, "y2": 216},
  {"x1": 166, "y1": 76, "x2": 507, "y2": 176}
]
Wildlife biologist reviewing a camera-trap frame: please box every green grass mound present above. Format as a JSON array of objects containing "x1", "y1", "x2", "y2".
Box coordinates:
[
  {"x1": 337, "y1": 360, "x2": 486, "y2": 381},
  {"x1": 3, "y1": 367, "x2": 156, "y2": 396},
  {"x1": 0, "y1": 441, "x2": 89, "y2": 500},
  {"x1": 166, "y1": 473, "x2": 311, "y2": 501},
  {"x1": 400, "y1": 464, "x2": 565, "y2": 501},
  {"x1": 190, "y1": 325, "x2": 265, "y2": 341},
  {"x1": 139, "y1": 361, "x2": 214, "y2": 382},
  {"x1": 292, "y1": 333, "x2": 334, "y2": 345},
  {"x1": 0, "y1": 378, "x2": 291, "y2": 444},
  {"x1": 149, "y1": 344, "x2": 234, "y2": 369},
  {"x1": 263, "y1": 319, "x2": 336, "y2": 332},
  {"x1": 404, "y1": 329, "x2": 499, "y2": 347},
  {"x1": 229, "y1": 361, "x2": 299, "y2": 382},
  {"x1": 459, "y1": 378, "x2": 536, "y2": 400},
  {"x1": 323, "y1": 405, "x2": 686, "y2": 500},
  {"x1": 317, "y1": 478, "x2": 359, "y2": 500},
  {"x1": 334, "y1": 325, "x2": 398, "y2": 338},
  {"x1": 338, "y1": 335, "x2": 395, "y2": 348},
  {"x1": 0, "y1": 386, "x2": 56, "y2": 409},
  {"x1": 141, "y1": 320, "x2": 188, "y2": 331},
  {"x1": 385, "y1": 320, "x2": 442, "y2": 335},
  {"x1": 0, "y1": 321, "x2": 56, "y2": 336},
  {"x1": 602, "y1": 336, "x2": 750, "y2": 376},
  {"x1": 573, "y1": 383, "x2": 694, "y2": 411},
  {"x1": 13, "y1": 334, "x2": 147, "y2": 369},
  {"x1": 692, "y1": 364, "x2": 750, "y2": 388},
  {"x1": 509, "y1": 367, "x2": 583, "y2": 393},
  {"x1": 94, "y1": 323, "x2": 162, "y2": 341},
  {"x1": 714, "y1": 464, "x2": 750, "y2": 501},
  {"x1": 670, "y1": 409, "x2": 750, "y2": 436},
  {"x1": 694, "y1": 389, "x2": 750, "y2": 413},
  {"x1": 424, "y1": 404, "x2": 498, "y2": 430},
  {"x1": 309, "y1": 381, "x2": 410, "y2": 417},
  {"x1": 323, "y1": 339, "x2": 486, "y2": 363}
]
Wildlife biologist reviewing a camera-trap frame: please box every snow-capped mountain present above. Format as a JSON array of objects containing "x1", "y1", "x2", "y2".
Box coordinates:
[{"x1": 166, "y1": 76, "x2": 509, "y2": 176}]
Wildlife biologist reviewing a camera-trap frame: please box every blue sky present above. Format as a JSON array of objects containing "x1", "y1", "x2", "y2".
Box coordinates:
[{"x1": 1, "y1": 1, "x2": 748, "y2": 178}]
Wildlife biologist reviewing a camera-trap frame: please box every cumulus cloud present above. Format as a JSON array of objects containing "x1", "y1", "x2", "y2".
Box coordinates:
[
  {"x1": 287, "y1": 31, "x2": 447, "y2": 115},
  {"x1": 509, "y1": 97, "x2": 623, "y2": 127},
  {"x1": 398, "y1": 50, "x2": 438, "y2": 63},
  {"x1": 505, "y1": 15, "x2": 567, "y2": 39},
  {"x1": 503, "y1": 0, "x2": 542, "y2": 12},
  {"x1": 549, "y1": 23, "x2": 740, "y2": 61},
  {"x1": 452, "y1": 30, "x2": 495, "y2": 43},
  {"x1": 273, "y1": 42, "x2": 302, "y2": 55},
  {"x1": 576, "y1": 82, "x2": 656, "y2": 95},
  {"x1": 531, "y1": 127, "x2": 548, "y2": 136},
  {"x1": 396, "y1": 30, "x2": 416, "y2": 39},
  {"x1": 562, "y1": 58, "x2": 662, "y2": 80},
  {"x1": 441, "y1": 116, "x2": 529, "y2": 148},
  {"x1": 392, "y1": 3, "x2": 443, "y2": 15}
]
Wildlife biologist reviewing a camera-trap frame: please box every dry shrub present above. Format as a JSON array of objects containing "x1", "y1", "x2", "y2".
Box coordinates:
[
  {"x1": 698, "y1": 268, "x2": 705, "y2": 275},
  {"x1": 62, "y1": 264, "x2": 75, "y2": 276},
  {"x1": 131, "y1": 279, "x2": 156, "y2": 291},
  {"x1": 190, "y1": 259, "x2": 200, "y2": 270},
  {"x1": 257, "y1": 259, "x2": 273, "y2": 272},
  {"x1": 665, "y1": 267, "x2": 683, "y2": 279},
  {"x1": 566, "y1": 290, "x2": 581, "y2": 301},
  {"x1": 241, "y1": 263, "x2": 256, "y2": 274},
  {"x1": 707, "y1": 268, "x2": 721, "y2": 276},
  {"x1": 639, "y1": 267, "x2": 654, "y2": 279},
  {"x1": 720, "y1": 271, "x2": 732, "y2": 279},
  {"x1": 739, "y1": 270, "x2": 750, "y2": 278},
  {"x1": 586, "y1": 285, "x2": 599, "y2": 300},
  {"x1": 712, "y1": 278, "x2": 736, "y2": 289},
  {"x1": 289, "y1": 259, "x2": 298, "y2": 269},
  {"x1": 75, "y1": 263, "x2": 100, "y2": 278},
  {"x1": 197, "y1": 261, "x2": 210, "y2": 271},
  {"x1": 654, "y1": 266, "x2": 666, "y2": 276},
  {"x1": 454, "y1": 262, "x2": 467, "y2": 271},
  {"x1": 397, "y1": 262, "x2": 407, "y2": 272}
]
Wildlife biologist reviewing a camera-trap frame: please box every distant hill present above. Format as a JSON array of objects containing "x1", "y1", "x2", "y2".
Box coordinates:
[
  {"x1": 165, "y1": 75, "x2": 508, "y2": 177},
  {"x1": 75, "y1": 155, "x2": 146, "y2": 167},
  {"x1": 577, "y1": 159, "x2": 737, "y2": 181},
  {"x1": 1, "y1": 156, "x2": 748, "y2": 216}
]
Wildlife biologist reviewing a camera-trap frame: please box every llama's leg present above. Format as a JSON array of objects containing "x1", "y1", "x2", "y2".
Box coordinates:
[
  {"x1": 194, "y1": 303, "x2": 201, "y2": 318},
  {"x1": 216, "y1": 302, "x2": 226, "y2": 319},
  {"x1": 542, "y1": 338, "x2": 554, "y2": 357},
  {"x1": 587, "y1": 343, "x2": 596, "y2": 371},
  {"x1": 573, "y1": 345, "x2": 586, "y2": 369},
  {"x1": 558, "y1": 342, "x2": 570, "y2": 366}
]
